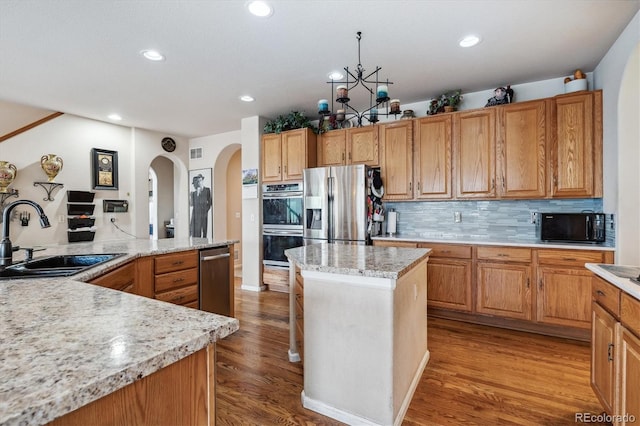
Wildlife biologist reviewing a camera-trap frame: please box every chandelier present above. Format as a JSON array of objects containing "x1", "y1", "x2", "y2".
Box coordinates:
[{"x1": 318, "y1": 31, "x2": 400, "y2": 128}]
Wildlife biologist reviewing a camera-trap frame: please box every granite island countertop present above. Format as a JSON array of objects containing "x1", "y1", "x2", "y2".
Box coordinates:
[
  {"x1": 285, "y1": 243, "x2": 430, "y2": 279},
  {"x1": 0, "y1": 237, "x2": 239, "y2": 426},
  {"x1": 372, "y1": 233, "x2": 615, "y2": 251}
]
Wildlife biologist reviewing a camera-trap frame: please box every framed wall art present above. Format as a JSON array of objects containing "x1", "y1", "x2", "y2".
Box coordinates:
[
  {"x1": 91, "y1": 148, "x2": 119, "y2": 190},
  {"x1": 189, "y1": 168, "x2": 213, "y2": 239}
]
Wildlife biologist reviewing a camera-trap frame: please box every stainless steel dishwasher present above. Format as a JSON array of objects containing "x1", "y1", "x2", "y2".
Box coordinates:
[{"x1": 199, "y1": 246, "x2": 232, "y2": 317}]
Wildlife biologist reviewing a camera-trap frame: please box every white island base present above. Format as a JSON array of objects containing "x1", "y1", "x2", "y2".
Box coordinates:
[{"x1": 300, "y1": 259, "x2": 429, "y2": 426}]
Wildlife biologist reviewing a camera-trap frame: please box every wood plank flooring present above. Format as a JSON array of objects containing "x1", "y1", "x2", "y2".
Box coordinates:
[{"x1": 216, "y1": 279, "x2": 608, "y2": 425}]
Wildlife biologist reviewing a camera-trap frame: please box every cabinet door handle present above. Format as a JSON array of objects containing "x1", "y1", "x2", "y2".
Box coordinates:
[
  {"x1": 417, "y1": 182, "x2": 421, "y2": 192},
  {"x1": 562, "y1": 257, "x2": 577, "y2": 261},
  {"x1": 173, "y1": 277, "x2": 185, "y2": 283},
  {"x1": 539, "y1": 278, "x2": 543, "y2": 290},
  {"x1": 502, "y1": 176, "x2": 505, "y2": 192},
  {"x1": 497, "y1": 253, "x2": 509, "y2": 257},
  {"x1": 491, "y1": 178, "x2": 495, "y2": 190},
  {"x1": 348, "y1": 152, "x2": 351, "y2": 161},
  {"x1": 597, "y1": 290, "x2": 606, "y2": 297},
  {"x1": 342, "y1": 152, "x2": 345, "y2": 161},
  {"x1": 409, "y1": 182, "x2": 412, "y2": 192},
  {"x1": 284, "y1": 165, "x2": 287, "y2": 174},
  {"x1": 172, "y1": 260, "x2": 184, "y2": 266},
  {"x1": 526, "y1": 278, "x2": 530, "y2": 288},
  {"x1": 608, "y1": 343, "x2": 614, "y2": 362}
]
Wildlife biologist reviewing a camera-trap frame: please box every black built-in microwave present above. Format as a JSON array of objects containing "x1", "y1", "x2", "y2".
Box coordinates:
[{"x1": 539, "y1": 213, "x2": 605, "y2": 243}]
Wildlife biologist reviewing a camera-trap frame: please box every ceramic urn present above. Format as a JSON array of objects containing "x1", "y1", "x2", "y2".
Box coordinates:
[
  {"x1": 0, "y1": 161, "x2": 17, "y2": 193},
  {"x1": 40, "y1": 154, "x2": 63, "y2": 182}
]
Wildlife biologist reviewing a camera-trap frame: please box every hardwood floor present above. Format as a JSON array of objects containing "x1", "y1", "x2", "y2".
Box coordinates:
[{"x1": 216, "y1": 279, "x2": 608, "y2": 425}]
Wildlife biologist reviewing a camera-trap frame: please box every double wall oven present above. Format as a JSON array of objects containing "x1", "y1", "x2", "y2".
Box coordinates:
[{"x1": 262, "y1": 182, "x2": 304, "y2": 268}]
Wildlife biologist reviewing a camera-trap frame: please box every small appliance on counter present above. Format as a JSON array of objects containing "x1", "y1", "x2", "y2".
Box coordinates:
[{"x1": 539, "y1": 212, "x2": 605, "y2": 243}]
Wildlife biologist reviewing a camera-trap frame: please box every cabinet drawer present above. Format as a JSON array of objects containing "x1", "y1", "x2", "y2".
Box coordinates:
[
  {"x1": 155, "y1": 284, "x2": 198, "y2": 306},
  {"x1": 621, "y1": 293, "x2": 640, "y2": 337},
  {"x1": 592, "y1": 276, "x2": 620, "y2": 317},
  {"x1": 373, "y1": 240, "x2": 418, "y2": 248},
  {"x1": 419, "y1": 243, "x2": 471, "y2": 259},
  {"x1": 538, "y1": 249, "x2": 606, "y2": 267},
  {"x1": 477, "y1": 246, "x2": 531, "y2": 263},
  {"x1": 90, "y1": 261, "x2": 136, "y2": 293},
  {"x1": 154, "y1": 251, "x2": 198, "y2": 274},
  {"x1": 155, "y1": 268, "x2": 198, "y2": 293}
]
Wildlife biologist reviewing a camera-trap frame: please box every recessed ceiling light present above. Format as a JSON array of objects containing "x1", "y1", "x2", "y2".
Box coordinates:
[
  {"x1": 459, "y1": 35, "x2": 481, "y2": 48},
  {"x1": 328, "y1": 71, "x2": 344, "y2": 81},
  {"x1": 141, "y1": 49, "x2": 165, "y2": 61},
  {"x1": 240, "y1": 95, "x2": 255, "y2": 102},
  {"x1": 108, "y1": 114, "x2": 122, "y2": 121},
  {"x1": 246, "y1": 1, "x2": 273, "y2": 17}
]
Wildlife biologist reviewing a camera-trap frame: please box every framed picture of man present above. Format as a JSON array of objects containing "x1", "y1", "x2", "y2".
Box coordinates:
[{"x1": 188, "y1": 168, "x2": 213, "y2": 239}]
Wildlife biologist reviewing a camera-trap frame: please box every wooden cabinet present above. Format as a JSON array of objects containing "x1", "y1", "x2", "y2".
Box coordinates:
[
  {"x1": 89, "y1": 260, "x2": 137, "y2": 293},
  {"x1": 414, "y1": 115, "x2": 452, "y2": 199},
  {"x1": 380, "y1": 120, "x2": 413, "y2": 200},
  {"x1": 536, "y1": 249, "x2": 612, "y2": 329},
  {"x1": 550, "y1": 91, "x2": 602, "y2": 198},
  {"x1": 317, "y1": 126, "x2": 378, "y2": 167},
  {"x1": 496, "y1": 99, "x2": 547, "y2": 198},
  {"x1": 476, "y1": 246, "x2": 532, "y2": 320},
  {"x1": 453, "y1": 109, "x2": 496, "y2": 198},
  {"x1": 261, "y1": 128, "x2": 317, "y2": 182},
  {"x1": 592, "y1": 301, "x2": 618, "y2": 414},
  {"x1": 154, "y1": 250, "x2": 199, "y2": 308},
  {"x1": 591, "y1": 274, "x2": 640, "y2": 423},
  {"x1": 419, "y1": 242, "x2": 471, "y2": 312}
]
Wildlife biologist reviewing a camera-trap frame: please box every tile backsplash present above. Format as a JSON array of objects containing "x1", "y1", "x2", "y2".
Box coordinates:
[{"x1": 383, "y1": 199, "x2": 615, "y2": 246}]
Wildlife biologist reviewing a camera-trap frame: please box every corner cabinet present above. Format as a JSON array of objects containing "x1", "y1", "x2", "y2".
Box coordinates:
[
  {"x1": 380, "y1": 120, "x2": 413, "y2": 200},
  {"x1": 550, "y1": 91, "x2": 602, "y2": 198},
  {"x1": 261, "y1": 128, "x2": 317, "y2": 182},
  {"x1": 453, "y1": 109, "x2": 497, "y2": 198}
]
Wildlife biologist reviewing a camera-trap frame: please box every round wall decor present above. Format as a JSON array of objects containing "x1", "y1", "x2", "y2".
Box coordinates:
[{"x1": 161, "y1": 137, "x2": 176, "y2": 152}]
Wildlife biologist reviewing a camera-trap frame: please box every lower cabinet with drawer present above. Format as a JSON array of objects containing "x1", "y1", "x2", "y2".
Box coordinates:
[
  {"x1": 591, "y1": 275, "x2": 640, "y2": 424},
  {"x1": 373, "y1": 239, "x2": 614, "y2": 340},
  {"x1": 154, "y1": 250, "x2": 199, "y2": 308},
  {"x1": 89, "y1": 260, "x2": 137, "y2": 293}
]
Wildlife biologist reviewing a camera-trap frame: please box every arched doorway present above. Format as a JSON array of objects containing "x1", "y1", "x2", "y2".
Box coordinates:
[{"x1": 149, "y1": 155, "x2": 176, "y2": 240}]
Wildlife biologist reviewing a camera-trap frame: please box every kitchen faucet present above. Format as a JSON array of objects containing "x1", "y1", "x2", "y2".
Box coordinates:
[{"x1": 0, "y1": 200, "x2": 51, "y2": 267}]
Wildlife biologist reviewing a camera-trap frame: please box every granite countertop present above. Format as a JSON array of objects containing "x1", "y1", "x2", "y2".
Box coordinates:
[
  {"x1": 585, "y1": 263, "x2": 640, "y2": 301},
  {"x1": 372, "y1": 233, "x2": 615, "y2": 251},
  {"x1": 285, "y1": 243, "x2": 430, "y2": 280},
  {"x1": 0, "y1": 238, "x2": 240, "y2": 426}
]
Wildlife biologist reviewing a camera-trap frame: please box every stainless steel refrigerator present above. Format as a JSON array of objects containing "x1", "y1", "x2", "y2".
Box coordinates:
[{"x1": 303, "y1": 164, "x2": 370, "y2": 245}]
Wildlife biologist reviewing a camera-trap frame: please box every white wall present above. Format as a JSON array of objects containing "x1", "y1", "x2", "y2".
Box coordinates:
[{"x1": 594, "y1": 10, "x2": 640, "y2": 264}]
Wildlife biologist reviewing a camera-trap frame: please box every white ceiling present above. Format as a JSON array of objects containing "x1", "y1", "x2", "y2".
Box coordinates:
[{"x1": 0, "y1": 0, "x2": 638, "y2": 139}]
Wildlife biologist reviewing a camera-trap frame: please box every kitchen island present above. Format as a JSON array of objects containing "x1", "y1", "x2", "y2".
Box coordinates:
[
  {"x1": 285, "y1": 243, "x2": 430, "y2": 426},
  {"x1": 0, "y1": 238, "x2": 239, "y2": 426}
]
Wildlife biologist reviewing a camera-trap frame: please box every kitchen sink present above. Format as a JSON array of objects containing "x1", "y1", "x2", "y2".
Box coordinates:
[{"x1": 0, "y1": 253, "x2": 125, "y2": 279}]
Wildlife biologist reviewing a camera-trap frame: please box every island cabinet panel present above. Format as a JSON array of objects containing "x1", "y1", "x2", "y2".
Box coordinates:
[
  {"x1": 89, "y1": 260, "x2": 137, "y2": 293},
  {"x1": 618, "y1": 326, "x2": 640, "y2": 423},
  {"x1": 294, "y1": 266, "x2": 304, "y2": 362},
  {"x1": 414, "y1": 114, "x2": 452, "y2": 199},
  {"x1": 380, "y1": 120, "x2": 413, "y2": 200},
  {"x1": 453, "y1": 109, "x2": 496, "y2": 198},
  {"x1": 49, "y1": 344, "x2": 215, "y2": 426},
  {"x1": 154, "y1": 250, "x2": 199, "y2": 308},
  {"x1": 496, "y1": 99, "x2": 547, "y2": 198},
  {"x1": 591, "y1": 302, "x2": 618, "y2": 415},
  {"x1": 550, "y1": 91, "x2": 598, "y2": 198}
]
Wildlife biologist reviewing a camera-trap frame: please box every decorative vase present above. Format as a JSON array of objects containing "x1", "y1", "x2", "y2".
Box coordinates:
[
  {"x1": 40, "y1": 154, "x2": 63, "y2": 182},
  {"x1": 0, "y1": 161, "x2": 17, "y2": 193},
  {"x1": 444, "y1": 106, "x2": 455, "y2": 113},
  {"x1": 400, "y1": 109, "x2": 415, "y2": 120}
]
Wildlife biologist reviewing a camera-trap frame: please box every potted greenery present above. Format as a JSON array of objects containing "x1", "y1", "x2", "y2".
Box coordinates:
[
  {"x1": 263, "y1": 111, "x2": 318, "y2": 134},
  {"x1": 427, "y1": 89, "x2": 463, "y2": 115}
]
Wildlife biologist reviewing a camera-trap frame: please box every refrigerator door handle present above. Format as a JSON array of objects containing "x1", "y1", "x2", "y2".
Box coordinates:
[{"x1": 328, "y1": 176, "x2": 334, "y2": 242}]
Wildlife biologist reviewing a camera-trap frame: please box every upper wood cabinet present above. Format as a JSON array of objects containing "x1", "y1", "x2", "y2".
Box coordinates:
[
  {"x1": 414, "y1": 114, "x2": 452, "y2": 199},
  {"x1": 261, "y1": 128, "x2": 317, "y2": 182},
  {"x1": 380, "y1": 120, "x2": 413, "y2": 200},
  {"x1": 550, "y1": 91, "x2": 602, "y2": 198},
  {"x1": 453, "y1": 109, "x2": 496, "y2": 198},
  {"x1": 317, "y1": 126, "x2": 378, "y2": 167},
  {"x1": 497, "y1": 99, "x2": 547, "y2": 198}
]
